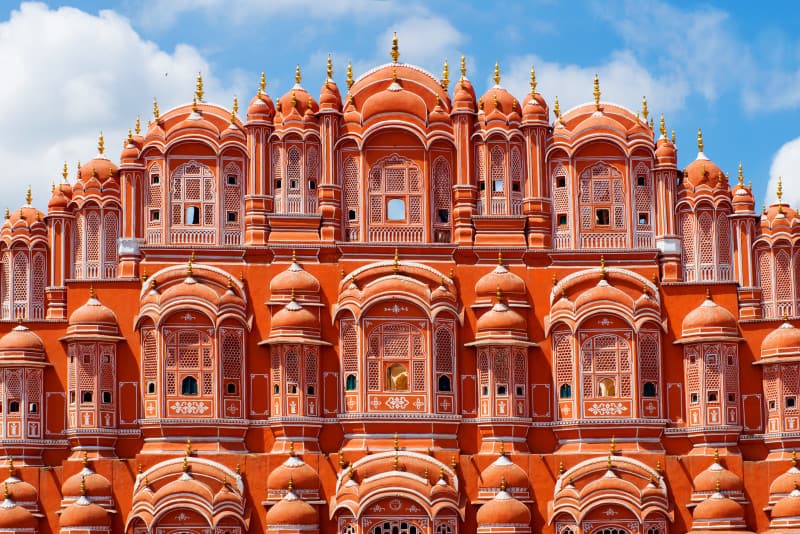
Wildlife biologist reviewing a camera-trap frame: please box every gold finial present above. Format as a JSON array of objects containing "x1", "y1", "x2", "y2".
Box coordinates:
[
  {"x1": 295, "y1": 64, "x2": 302, "y2": 85},
  {"x1": 715, "y1": 479, "x2": 721, "y2": 493},
  {"x1": 135, "y1": 115, "x2": 141, "y2": 134},
  {"x1": 497, "y1": 250, "x2": 504, "y2": 266},
  {"x1": 195, "y1": 71, "x2": 204, "y2": 101},
  {"x1": 659, "y1": 114, "x2": 666, "y2": 138},
  {"x1": 187, "y1": 256, "x2": 193, "y2": 277},
  {"x1": 451, "y1": 454, "x2": 457, "y2": 469},
  {"x1": 499, "y1": 441, "x2": 505, "y2": 456},
  {"x1": 552, "y1": 274, "x2": 558, "y2": 287},
  {"x1": 713, "y1": 448, "x2": 720, "y2": 463},
  {"x1": 607, "y1": 454, "x2": 613, "y2": 470},
  {"x1": 493, "y1": 61, "x2": 500, "y2": 85},
  {"x1": 153, "y1": 97, "x2": 160, "y2": 120},
  {"x1": 258, "y1": 71, "x2": 266, "y2": 95},
  {"x1": 610, "y1": 435, "x2": 617, "y2": 455},
  {"x1": 530, "y1": 64, "x2": 537, "y2": 96},
  {"x1": 393, "y1": 432, "x2": 399, "y2": 451},
  {"x1": 460, "y1": 54, "x2": 466, "y2": 79},
  {"x1": 288, "y1": 474, "x2": 294, "y2": 492},
  {"x1": 778, "y1": 176, "x2": 784, "y2": 201},
  {"x1": 25, "y1": 186, "x2": 32, "y2": 205},
  {"x1": 326, "y1": 53, "x2": 334, "y2": 80},
  {"x1": 559, "y1": 461, "x2": 565, "y2": 475},
  {"x1": 593, "y1": 73, "x2": 601, "y2": 111},
  {"x1": 390, "y1": 32, "x2": 399, "y2": 63},
  {"x1": 2, "y1": 483, "x2": 7, "y2": 500},
  {"x1": 150, "y1": 278, "x2": 157, "y2": 290},
  {"x1": 671, "y1": 129, "x2": 676, "y2": 144},
  {"x1": 89, "y1": 285, "x2": 95, "y2": 299},
  {"x1": 3, "y1": 208, "x2": 8, "y2": 220},
  {"x1": 289, "y1": 441, "x2": 296, "y2": 457},
  {"x1": 706, "y1": 287, "x2": 712, "y2": 300},
  {"x1": 656, "y1": 460, "x2": 662, "y2": 475},
  {"x1": 291, "y1": 90, "x2": 297, "y2": 109},
  {"x1": 599, "y1": 255, "x2": 606, "y2": 279},
  {"x1": 7, "y1": 458, "x2": 13, "y2": 478},
  {"x1": 500, "y1": 475, "x2": 507, "y2": 492},
  {"x1": 697, "y1": 128, "x2": 704, "y2": 152},
  {"x1": 793, "y1": 450, "x2": 797, "y2": 467},
  {"x1": 441, "y1": 59, "x2": 449, "y2": 90},
  {"x1": 393, "y1": 248, "x2": 399, "y2": 274},
  {"x1": 227, "y1": 275, "x2": 233, "y2": 290},
  {"x1": 236, "y1": 463, "x2": 241, "y2": 476},
  {"x1": 80, "y1": 474, "x2": 86, "y2": 496},
  {"x1": 62, "y1": 161, "x2": 68, "y2": 181},
  {"x1": 192, "y1": 95, "x2": 199, "y2": 112},
  {"x1": 127, "y1": 129, "x2": 133, "y2": 143},
  {"x1": 649, "y1": 117, "x2": 654, "y2": 130},
  {"x1": 183, "y1": 455, "x2": 190, "y2": 473},
  {"x1": 291, "y1": 249, "x2": 297, "y2": 262},
  {"x1": 496, "y1": 285, "x2": 503, "y2": 304},
  {"x1": 233, "y1": 96, "x2": 239, "y2": 115},
  {"x1": 493, "y1": 93, "x2": 498, "y2": 108},
  {"x1": 186, "y1": 438, "x2": 193, "y2": 456},
  {"x1": 641, "y1": 96, "x2": 649, "y2": 120},
  {"x1": 737, "y1": 162, "x2": 744, "y2": 185},
  {"x1": 553, "y1": 96, "x2": 561, "y2": 120},
  {"x1": 97, "y1": 131, "x2": 105, "y2": 155},
  {"x1": 51, "y1": 181, "x2": 55, "y2": 193},
  {"x1": 290, "y1": 288, "x2": 296, "y2": 302},
  {"x1": 338, "y1": 453, "x2": 345, "y2": 470},
  {"x1": 346, "y1": 62, "x2": 353, "y2": 89},
  {"x1": 393, "y1": 451, "x2": 399, "y2": 470},
  {"x1": 82, "y1": 450, "x2": 90, "y2": 468}
]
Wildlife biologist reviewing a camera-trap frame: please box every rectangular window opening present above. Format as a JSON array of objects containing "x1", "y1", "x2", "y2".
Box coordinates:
[{"x1": 595, "y1": 208, "x2": 610, "y2": 226}]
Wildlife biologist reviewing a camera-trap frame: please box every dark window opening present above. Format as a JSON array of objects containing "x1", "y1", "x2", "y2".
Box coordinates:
[
  {"x1": 82, "y1": 391, "x2": 93, "y2": 403},
  {"x1": 788, "y1": 396, "x2": 797, "y2": 408},
  {"x1": 227, "y1": 211, "x2": 237, "y2": 222},
  {"x1": 691, "y1": 392, "x2": 699, "y2": 404},
  {"x1": 8, "y1": 401, "x2": 19, "y2": 413},
  {"x1": 273, "y1": 384, "x2": 280, "y2": 394},
  {"x1": 559, "y1": 383, "x2": 572, "y2": 399},
  {"x1": 437, "y1": 209, "x2": 449, "y2": 223},
  {"x1": 151, "y1": 210, "x2": 160, "y2": 221},
  {"x1": 558, "y1": 214, "x2": 568, "y2": 226},
  {"x1": 482, "y1": 386, "x2": 489, "y2": 396},
  {"x1": 637, "y1": 175, "x2": 646, "y2": 186},
  {"x1": 479, "y1": 181, "x2": 486, "y2": 191},
  {"x1": 287, "y1": 384, "x2": 298, "y2": 394},
  {"x1": 147, "y1": 381, "x2": 156, "y2": 394},
  {"x1": 348, "y1": 209, "x2": 357, "y2": 220},
  {"x1": 308, "y1": 180, "x2": 316, "y2": 190},
  {"x1": 515, "y1": 385, "x2": 524, "y2": 396},
  {"x1": 638, "y1": 213, "x2": 649, "y2": 225},
  {"x1": 595, "y1": 208, "x2": 610, "y2": 226},
  {"x1": 728, "y1": 393, "x2": 736, "y2": 403},
  {"x1": 226, "y1": 382, "x2": 237, "y2": 395},
  {"x1": 493, "y1": 180, "x2": 504, "y2": 192},
  {"x1": 770, "y1": 400, "x2": 777, "y2": 410},
  {"x1": 437, "y1": 375, "x2": 451, "y2": 392},
  {"x1": 345, "y1": 374, "x2": 357, "y2": 391},
  {"x1": 181, "y1": 376, "x2": 198, "y2": 396},
  {"x1": 290, "y1": 180, "x2": 298, "y2": 189},
  {"x1": 497, "y1": 385, "x2": 507, "y2": 395},
  {"x1": 151, "y1": 174, "x2": 160, "y2": 184},
  {"x1": 512, "y1": 181, "x2": 521, "y2": 192},
  {"x1": 227, "y1": 175, "x2": 237, "y2": 185},
  {"x1": 307, "y1": 385, "x2": 315, "y2": 395},
  {"x1": 707, "y1": 391, "x2": 718, "y2": 403},
  {"x1": 101, "y1": 391, "x2": 112, "y2": 404},
  {"x1": 28, "y1": 403, "x2": 37, "y2": 413},
  {"x1": 275, "y1": 179, "x2": 282, "y2": 189},
  {"x1": 643, "y1": 382, "x2": 657, "y2": 397},
  {"x1": 556, "y1": 176, "x2": 566, "y2": 188},
  {"x1": 70, "y1": 391, "x2": 76, "y2": 404}
]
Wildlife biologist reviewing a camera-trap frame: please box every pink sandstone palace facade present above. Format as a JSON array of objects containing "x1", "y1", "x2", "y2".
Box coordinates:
[{"x1": 0, "y1": 35, "x2": 799, "y2": 533}]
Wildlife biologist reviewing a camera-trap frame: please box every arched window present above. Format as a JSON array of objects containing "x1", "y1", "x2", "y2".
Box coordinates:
[
  {"x1": 169, "y1": 161, "x2": 216, "y2": 245},
  {"x1": 581, "y1": 332, "x2": 632, "y2": 402},
  {"x1": 386, "y1": 364, "x2": 409, "y2": 391},
  {"x1": 370, "y1": 521, "x2": 421, "y2": 534},
  {"x1": 345, "y1": 374, "x2": 357, "y2": 391},
  {"x1": 432, "y1": 156, "x2": 452, "y2": 242},
  {"x1": 181, "y1": 376, "x2": 198, "y2": 395},
  {"x1": 342, "y1": 156, "x2": 360, "y2": 239},
  {"x1": 599, "y1": 378, "x2": 616, "y2": 397},
  {"x1": 643, "y1": 381, "x2": 657, "y2": 397},
  {"x1": 366, "y1": 154, "x2": 423, "y2": 242},
  {"x1": 437, "y1": 375, "x2": 451, "y2": 392},
  {"x1": 560, "y1": 383, "x2": 572, "y2": 399}
]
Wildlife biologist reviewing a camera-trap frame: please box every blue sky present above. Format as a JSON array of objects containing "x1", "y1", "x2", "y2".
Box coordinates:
[{"x1": 1, "y1": 0, "x2": 799, "y2": 211}]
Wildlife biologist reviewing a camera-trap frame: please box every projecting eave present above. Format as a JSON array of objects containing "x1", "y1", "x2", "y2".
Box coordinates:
[
  {"x1": 464, "y1": 339, "x2": 538, "y2": 347},
  {"x1": 673, "y1": 335, "x2": 744, "y2": 345},
  {"x1": 258, "y1": 337, "x2": 331, "y2": 347}
]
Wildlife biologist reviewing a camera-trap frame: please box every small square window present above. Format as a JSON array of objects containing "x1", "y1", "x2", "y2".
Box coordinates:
[
  {"x1": 637, "y1": 175, "x2": 646, "y2": 186},
  {"x1": 28, "y1": 402, "x2": 37, "y2": 413},
  {"x1": 348, "y1": 209, "x2": 357, "y2": 221},
  {"x1": 512, "y1": 181, "x2": 521, "y2": 192},
  {"x1": 479, "y1": 181, "x2": 486, "y2": 191},
  {"x1": 638, "y1": 213, "x2": 649, "y2": 225},
  {"x1": 151, "y1": 174, "x2": 160, "y2": 184},
  {"x1": 493, "y1": 180, "x2": 504, "y2": 192},
  {"x1": 770, "y1": 400, "x2": 777, "y2": 410},
  {"x1": 227, "y1": 211, "x2": 237, "y2": 223},
  {"x1": 307, "y1": 385, "x2": 315, "y2": 395},
  {"x1": 556, "y1": 176, "x2": 566, "y2": 188},
  {"x1": 226, "y1": 382, "x2": 237, "y2": 395},
  {"x1": 82, "y1": 391, "x2": 94, "y2": 403},
  {"x1": 147, "y1": 382, "x2": 156, "y2": 394},
  {"x1": 186, "y1": 206, "x2": 200, "y2": 225},
  {"x1": 689, "y1": 354, "x2": 697, "y2": 365},
  {"x1": 102, "y1": 391, "x2": 112, "y2": 404},
  {"x1": 227, "y1": 175, "x2": 237, "y2": 185},
  {"x1": 707, "y1": 391, "x2": 718, "y2": 403},
  {"x1": 497, "y1": 385, "x2": 507, "y2": 395},
  {"x1": 275, "y1": 179, "x2": 282, "y2": 189},
  {"x1": 728, "y1": 393, "x2": 736, "y2": 403},
  {"x1": 788, "y1": 396, "x2": 797, "y2": 408},
  {"x1": 70, "y1": 391, "x2": 76, "y2": 404},
  {"x1": 482, "y1": 386, "x2": 489, "y2": 396},
  {"x1": 515, "y1": 386, "x2": 524, "y2": 396},
  {"x1": 595, "y1": 209, "x2": 610, "y2": 225},
  {"x1": 437, "y1": 209, "x2": 449, "y2": 223},
  {"x1": 151, "y1": 210, "x2": 160, "y2": 222},
  {"x1": 691, "y1": 393, "x2": 699, "y2": 404},
  {"x1": 290, "y1": 180, "x2": 298, "y2": 189},
  {"x1": 387, "y1": 198, "x2": 405, "y2": 221},
  {"x1": 308, "y1": 180, "x2": 316, "y2": 190},
  {"x1": 287, "y1": 384, "x2": 298, "y2": 394},
  {"x1": 558, "y1": 214, "x2": 568, "y2": 226}
]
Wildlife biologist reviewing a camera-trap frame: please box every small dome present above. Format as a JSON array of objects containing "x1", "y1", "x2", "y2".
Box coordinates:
[
  {"x1": 478, "y1": 84, "x2": 520, "y2": 121},
  {"x1": 68, "y1": 292, "x2": 119, "y2": 328},
  {"x1": 267, "y1": 453, "x2": 321, "y2": 496},
  {"x1": 681, "y1": 294, "x2": 738, "y2": 338},
  {"x1": 59, "y1": 498, "x2": 111, "y2": 528},
  {"x1": 212, "y1": 484, "x2": 241, "y2": 507},
  {"x1": 476, "y1": 301, "x2": 526, "y2": 333},
  {"x1": 475, "y1": 264, "x2": 526, "y2": 300},
  {"x1": 79, "y1": 155, "x2": 118, "y2": 186},
  {"x1": 763, "y1": 321, "x2": 800, "y2": 359},
  {"x1": 480, "y1": 454, "x2": 529, "y2": 492},
  {"x1": 0, "y1": 500, "x2": 36, "y2": 529},
  {"x1": 770, "y1": 464, "x2": 800, "y2": 496},
  {"x1": 62, "y1": 468, "x2": 112, "y2": 499},
  {"x1": 153, "y1": 475, "x2": 213, "y2": 504},
  {"x1": 571, "y1": 112, "x2": 626, "y2": 140},
  {"x1": 522, "y1": 91, "x2": 548, "y2": 121},
  {"x1": 120, "y1": 139, "x2": 140, "y2": 162},
  {"x1": 773, "y1": 488, "x2": 800, "y2": 519},
  {"x1": 277, "y1": 79, "x2": 318, "y2": 120},
  {"x1": 270, "y1": 260, "x2": 320, "y2": 296},
  {"x1": 271, "y1": 299, "x2": 319, "y2": 332},
  {"x1": 683, "y1": 153, "x2": 725, "y2": 191},
  {"x1": 476, "y1": 490, "x2": 530, "y2": 525},
  {"x1": 0, "y1": 324, "x2": 44, "y2": 352},
  {"x1": 2, "y1": 476, "x2": 38, "y2": 505},
  {"x1": 246, "y1": 90, "x2": 276, "y2": 121},
  {"x1": 452, "y1": 78, "x2": 476, "y2": 112},
  {"x1": 692, "y1": 459, "x2": 744, "y2": 494},
  {"x1": 48, "y1": 184, "x2": 71, "y2": 211},
  {"x1": 266, "y1": 491, "x2": 318, "y2": 526},
  {"x1": 361, "y1": 86, "x2": 427, "y2": 124},
  {"x1": 574, "y1": 279, "x2": 633, "y2": 311},
  {"x1": 319, "y1": 76, "x2": 342, "y2": 111},
  {"x1": 655, "y1": 138, "x2": 676, "y2": 163},
  {"x1": 693, "y1": 492, "x2": 744, "y2": 521}
]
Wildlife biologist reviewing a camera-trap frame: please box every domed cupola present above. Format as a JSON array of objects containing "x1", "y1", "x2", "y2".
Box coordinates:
[
  {"x1": 65, "y1": 289, "x2": 121, "y2": 340},
  {"x1": 221, "y1": 97, "x2": 246, "y2": 142},
  {"x1": 762, "y1": 320, "x2": 800, "y2": 360},
  {"x1": 731, "y1": 163, "x2": 755, "y2": 213},
  {"x1": 769, "y1": 452, "x2": 800, "y2": 508},
  {"x1": 521, "y1": 65, "x2": 548, "y2": 123},
  {"x1": 474, "y1": 289, "x2": 528, "y2": 342},
  {"x1": 451, "y1": 56, "x2": 477, "y2": 114},
  {"x1": 478, "y1": 445, "x2": 531, "y2": 501},
  {"x1": 770, "y1": 486, "x2": 800, "y2": 530},
  {"x1": 474, "y1": 253, "x2": 527, "y2": 307},
  {"x1": 680, "y1": 129, "x2": 730, "y2": 200},
  {"x1": 120, "y1": 128, "x2": 140, "y2": 164},
  {"x1": 266, "y1": 443, "x2": 321, "y2": 502},
  {"x1": 0, "y1": 189, "x2": 47, "y2": 245},
  {"x1": 0, "y1": 460, "x2": 39, "y2": 512},
  {"x1": 760, "y1": 176, "x2": 800, "y2": 236},
  {"x1": 246, "y1": 72, "x2": 276, "y2": 123},
  {"x1": 0, "y1": 486, "x2": 37, "y2": 533},
  {"x1": 690, "y1": 486, "x2": 749, "y2": 532},
  {"x1": 48, "y1": 164, "x2": 74, "y2": 214},
  {"x1": 0, "y1": 324, "x2": 45, "y2": 361},
  {"x1": 690, "y1": 450, "x2": 745, "y2": 504},
  {"x1": 58, "y1": 487, "x2": 111, "y2": 532},
  {"x1": 476, "y1": 479, "x2": 531, "y2": 533},
  {"x1": 679, "y1": 291, "x2": 739, "y2": 342},
  {"x1": 477, "y1": 62, "x2": 521, "y2": 126},
  {"x1": 319, "y1": 55, "x2": 342, "y2": 112},
  {"x1": 60, "y1": 454, "x2": 113, "y2": 508},
  {"x1": 276, "y1": 65, "x2": 318, "y2": 124},
  {"x1": 269, "y1": 252, "x2": 321, "y2": 304},
  {"x1": 76, "y1": 133, "x2": 119, "y2": 191},
  {"x1": 265, "y1": 479, "x2": 318, "y2": 530},
  {"x1": 655, "y1": 115, "x2": 677, "y2": 165}
]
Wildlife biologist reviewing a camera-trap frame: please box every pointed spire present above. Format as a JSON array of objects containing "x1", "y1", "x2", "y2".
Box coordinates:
[
  {"x1": 135, "y1": 115, "x2": 141, "y2": 135},
  {"x1": 499, "y1": 441, "x2": 506, "y2": 456},
  {"x1": 80, "y1": 474, "x2": 86, "y2": 497},
  {"x1": 3, "y1": 483, "x2": 8, "y2": 501},
  {"x1": 96, "y1": 130, "x2": 105, "y2": 155},
  {"x1": 186, "y1": 438, "x2": 193, "y2": 456},
  {"x1": 88, "y1": 285, "x2": 95, "y2": 299},
  {"x1": 25, "y1": 186, "x2": 32, "y2": 206},
  {"x1": 192, "y1": 95, "x2": 198, "y2": 112},
  {"x1": 553, "y1": 96, "x2": 561, "y2": 121},
  {"x1": 697, "y1": 128, "x2": 704, "y2": 153},
  {"x1": 793, "y1": 449, "x2": 797, "y2": 468},
  {"x1": 497, "y1": 250, "x2": 504, "y2": 266},
  {"x1": 737, "y1": 163, "x2": 744, "y2": 185},
  {"x1": 195, "y1": 72, "x2": 204, "y2": 101},
  {"x1": 706, "y1": 287, "x2": 712, "y2": 300},
  {"x1": 778, "y1": 176, "x2": 784, "y2": 202},
  {"x1": 183, "y1": 455, "x2": 190, "y2": 473},
  {"x1": 62, "y1": 161, "x2": 69, "y2": 181},
  {"x1": 441, "y1": 59, "x2": 449, "y2": 90},
  {"x1": 390, "y1": 32, "x2": 399, "y2": 63},
  {"x1": 599, "y1": 255, "x2": 606, "y2": 279},
  {"x1": 671, "y1": 129, "x2": 676, "y2": 144},
  {"x1": 295, "y1": 64, "x2": 302, "y2": 85},
  {"x1": 289, "y1": 441, "x2": 296, "y2": 457},
  {"x1": 153, "y1": 97, "x2": 160, "y2": 120},
  {"x1": 641, "y1": 96, "x2": 649, "y2": 120},
  {"x1": 460, "y1": 54, "x2": 467, "y2": 80},
  {"x1": 346, "y1": 62, "x2": 353, "y2": 90},
  {"x1": 495, "y1": 285, "x2": 503, "y2": 304},
  {"x1": 607, "y1": 454, "x2": 613, "y2": 470},
  {"x1": 7, "y1": 458, "x2": 13, "y2": 479},
  {"x1": 4, "y1": 208, "x2": 9, "y2": 220},
  {"x1": 393, "y1": 431, "x2": 399, "y2": 451},
  {"x1": 529, "y1": 64, "x2": 537, "y2": 96},
  {"x1": 500, "y1": 475, "x2": 507, "y2": 492},
  {"x1": 493, "y1": 61, "x2": 501, "y2": 85},
  {"x1": 559, "y1": 461, "x2": 565, "y2": 475},
  {"x1": 82, "y1": 450, "x2": 90, "y2": 468},
  {"x1": 127, "y1": 129, "x2": 133, "y2": 143},
  {"x1": 659, "y1": 114, "x2": 666, "y2": 138},
  {"x1": 393, "y1": 248, "x2": 400, "y2": 274},
  {"x1": 325, "y1": 54, "x2": 333, "y2": 81},
  {"x1": 593, "y1": 74, "x2": 601, "y2": 111},
  {"x1": 288, "y1": 474, "x2": 294, "y2": 492},
  {"x1": 259, "y1": 71, "x2": 266, "y2": 95},
  {"x1": 233, "y1": 96, "x2": 239, "y2": 115}
]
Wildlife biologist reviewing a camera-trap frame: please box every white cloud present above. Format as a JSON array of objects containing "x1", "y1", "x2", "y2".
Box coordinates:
[
  {"x1": 376, "y1": 16, "x2": 464, "y2": 73},
  {"x1": 767, "y1": 138, "x2": 800, "y2": 207},
  {"x1": 500, "y1": 51, "x2": 689, "y2": 118},
  {"x1": 0, "y1": 2, "x2": 245, "y2": 211}
]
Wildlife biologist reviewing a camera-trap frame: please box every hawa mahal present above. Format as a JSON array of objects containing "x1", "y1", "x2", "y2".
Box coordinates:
[{"x1": 0, "y1": 35, "x2": 798, "y2": 534}]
